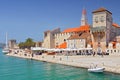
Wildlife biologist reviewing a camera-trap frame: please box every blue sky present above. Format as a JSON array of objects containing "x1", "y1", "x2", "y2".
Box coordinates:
[{"x1": 0, "y1": 0, "x2": 120, "y2": 43}]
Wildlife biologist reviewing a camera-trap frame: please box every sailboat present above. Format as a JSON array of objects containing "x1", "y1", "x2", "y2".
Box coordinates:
[{"x1": 2, "y1": 33, "x2": 9, "y2": 54}]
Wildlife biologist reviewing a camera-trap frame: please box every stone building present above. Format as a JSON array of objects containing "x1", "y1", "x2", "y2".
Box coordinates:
[
  {"x1": 8, "y1": 39, "x2": 18, "y2": 49},
  {"x1": 42, "y1": 28, "x2": 60, "y2": 48},
  {"x1": 42, "y1": 7, "x2": 120, "y2": 52},
  {"x1": 91, "y1": 8, "x2": 116, "y2": 52},
  {"x1": 35, "y1": 42, "x2": 42, "y2": 47}
]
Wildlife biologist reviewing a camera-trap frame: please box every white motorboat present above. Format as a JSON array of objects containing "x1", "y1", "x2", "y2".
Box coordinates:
[{"x1": 88, "y1": 67, "x2": 105, "y2": 72}]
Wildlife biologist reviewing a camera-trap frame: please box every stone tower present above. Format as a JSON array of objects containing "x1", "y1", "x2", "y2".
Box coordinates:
[{"x1": 91, "y1": 7, "x2": 114, "y2": 52}]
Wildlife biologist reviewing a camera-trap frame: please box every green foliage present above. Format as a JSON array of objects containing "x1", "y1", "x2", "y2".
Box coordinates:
[{"x1": 18, "y1": 38, "x2": 35, "y2": 49}]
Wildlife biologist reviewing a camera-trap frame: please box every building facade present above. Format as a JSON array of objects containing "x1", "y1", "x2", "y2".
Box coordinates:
[
  {"x1": 42, "y1": 7, "x2": 120, "y2": 53},
  {"x1": 67, "y1": 31, "x2": 91, "y2": 49},
  {"x1": 42, "y1": 28, "x2": 60, "y2": 48}
]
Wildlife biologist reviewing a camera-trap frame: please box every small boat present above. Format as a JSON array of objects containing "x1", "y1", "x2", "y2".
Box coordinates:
[
  {"x1": 88, "y1": 67, "x2": 105, "y2": 72},
  {"x1": 88, "y1": 64, "x2": 105, "y2": 72},
  {"x1": 2, "y1": 48, "x2": 9, "y2": 53}
]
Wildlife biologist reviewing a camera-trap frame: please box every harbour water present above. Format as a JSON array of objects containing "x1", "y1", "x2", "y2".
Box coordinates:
[{"x1": 0, "y1": 49, "x2": 120, "y2": 80}]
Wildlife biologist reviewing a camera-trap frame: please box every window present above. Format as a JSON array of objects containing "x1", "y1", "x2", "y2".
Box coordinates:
[
  {"x1": 64, "y1": 39, "x2": 66, "y2": 42},
  {"x1": 95, "y1": 16, "x2": 98, "y2": 23},
  {"x1": 100, "y1": 16, "x2": 104, "y2": 22},
  {"x1": 114, "y1": 50, "x2": 116, "y2": 52}
]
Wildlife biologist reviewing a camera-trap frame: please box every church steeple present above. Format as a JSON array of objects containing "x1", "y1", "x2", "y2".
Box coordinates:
[{"x1": 81, "y1": 8, "x2": 87, "y2": 26}]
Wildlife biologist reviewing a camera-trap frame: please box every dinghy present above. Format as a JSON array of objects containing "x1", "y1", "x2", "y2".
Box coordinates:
[
  {"x1": 88, "y1": 67, "x2": 105, "y2": 72},
  {"x1": 88, "y1": 64, "x2": 105, "y2": 72}
]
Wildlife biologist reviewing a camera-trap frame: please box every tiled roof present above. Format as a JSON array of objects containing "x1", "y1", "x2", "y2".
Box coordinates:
[
  {"x1": 67, "y1": 34, "x2": 80, "y2": 40},
  {"x1": 68, "y1": 32, "x2": 91, "y2": 40},
  {"x1": 92, "y1": 7, "x2": 112, "y2": 14},
  {"x1": 57, "y1": 42, "x2": 67, "y2": 49},
  {"x1": 80, "y1": 32, "x2": 91, "y2": 39},
  {"x1": 112, "y1": 23, "x2": 120, "y2": 28},
  {"x1": 63, "y1": 25, "x2": 90, "y2": 33}
]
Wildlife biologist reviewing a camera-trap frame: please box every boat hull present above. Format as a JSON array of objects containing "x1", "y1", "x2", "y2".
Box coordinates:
[
  {"x1": 2, "y1": 49, "x2": 9, "y2": 54},
  {"x1": 88, "y1": 68, "x2": 105, "y2": 72}
]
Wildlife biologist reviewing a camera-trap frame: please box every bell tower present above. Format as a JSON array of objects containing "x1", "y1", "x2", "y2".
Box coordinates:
[{"x1": 81, "y1": 8, "x2": 87, "y2": 26}]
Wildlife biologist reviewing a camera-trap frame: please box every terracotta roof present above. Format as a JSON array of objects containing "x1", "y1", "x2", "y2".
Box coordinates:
[
  {"x1": 76, "y1": 25, "x2": 90, "y2": 32},
  {"x1": 63, "y1": 25, "x2": 90, "y2": 33},
  {"x1": 92, "y1": 7, "x2": 112, "y2": 14},
  {"x1": 62, "y1": 27, "x2": 78, "y2": 33},
  {"x1": 68, "y1": 32, "x2": 91, "y2": 40},
  {"x1": 57, "y1": 42, "x2": 67, "y2": 49},
  {"x1": 67, "y1": 34, "x2": 80, "y2": 40},
  {"x1": 80, "y1": 32, "x2": 91, "y2": 38},
  {"x1": 112, "y1": 23, "x2": 120, "y2": 28}
]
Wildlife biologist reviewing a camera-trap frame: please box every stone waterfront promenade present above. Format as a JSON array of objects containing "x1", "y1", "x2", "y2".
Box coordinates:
[{"x1": 7, "y1": 49, "x2": 120, "y2": 74}]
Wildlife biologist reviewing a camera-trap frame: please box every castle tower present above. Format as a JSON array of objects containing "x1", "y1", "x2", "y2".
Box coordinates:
[
  {"x1": 81, "y1": 8, "x2": 87, "y2": 26},
  {"x1": 91, "y1": 7, "x2": 114, "y2": 52}
]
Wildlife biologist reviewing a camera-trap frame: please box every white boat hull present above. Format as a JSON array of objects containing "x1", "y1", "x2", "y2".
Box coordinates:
[
  {"x1": 2, "y1": 50, "x2": 9, "y2": 53},
  {"x1": 2, "y1": 49, "x2": 9, "y2": 54},
  {"x1": 88, "y1": 68, "x2": 105, "y2": 72}
]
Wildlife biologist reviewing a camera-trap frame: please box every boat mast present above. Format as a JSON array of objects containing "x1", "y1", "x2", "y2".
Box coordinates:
[{"x1": 5, "y1": 32, "x2": 8, "y2": 48}]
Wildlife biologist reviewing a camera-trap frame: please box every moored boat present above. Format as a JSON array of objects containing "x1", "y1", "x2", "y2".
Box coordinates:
[
  {"x1": 2, "y1": 48, "x2": 9, "y2": 54},
  {"x1": 88, "y1": 67, "x2": 105, "y2": 72}
]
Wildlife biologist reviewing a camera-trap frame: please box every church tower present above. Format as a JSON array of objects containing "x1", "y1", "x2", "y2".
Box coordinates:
[{"x1": 81, "y1": 8, "x2": 87, "y2": 26}]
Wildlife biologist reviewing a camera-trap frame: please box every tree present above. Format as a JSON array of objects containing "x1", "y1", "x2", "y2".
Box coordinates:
[
  {"x1": 25, "y1": 38, "x2": 35, "y2": 49},
  {"x1": 18, "y1": 38, "x2": 35, "y2": 49},
  {"x1": 18, "y1": 42, "x2": 25, "y2": 49}
]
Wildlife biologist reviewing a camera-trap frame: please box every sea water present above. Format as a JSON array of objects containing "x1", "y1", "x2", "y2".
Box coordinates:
[{"x1": 0, "y1": 49, "x2": 120, "y2": 80}]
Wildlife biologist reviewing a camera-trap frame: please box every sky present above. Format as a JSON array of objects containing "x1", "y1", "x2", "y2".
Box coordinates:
[{"x1": 0, "y1": 0, "x2": 120, "y2": 43}]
